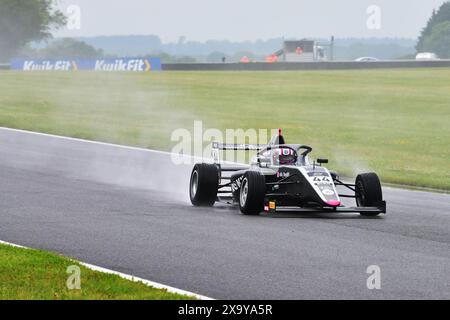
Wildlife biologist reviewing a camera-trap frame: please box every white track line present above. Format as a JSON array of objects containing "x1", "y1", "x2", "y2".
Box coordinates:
[
  {"x1": 0, "y1": 240, "x2": 213, "y2": 300},
  {"x1": 0, "y1": 126, "x2": 248, "y2": 166},
  {"x1": 0, "y1": 240, "x2": 26, "y2": 249},
  {"x1": 0, "y1": 127, "x2": 171, "y2": 155}
]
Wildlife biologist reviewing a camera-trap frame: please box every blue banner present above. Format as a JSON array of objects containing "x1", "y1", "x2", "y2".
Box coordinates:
[{"x1": 10, "y1": 58, "x2": 162, "y2": 72}]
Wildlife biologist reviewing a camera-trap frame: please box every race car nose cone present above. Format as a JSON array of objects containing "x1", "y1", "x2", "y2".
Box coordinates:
[{"x1": 326, "y1": 200, "x2": 341, "y2": 207}]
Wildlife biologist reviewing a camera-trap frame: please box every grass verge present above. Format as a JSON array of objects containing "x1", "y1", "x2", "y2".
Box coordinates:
[{"x1": 0, "y1": 243, "x2": 194, "y2": 300}]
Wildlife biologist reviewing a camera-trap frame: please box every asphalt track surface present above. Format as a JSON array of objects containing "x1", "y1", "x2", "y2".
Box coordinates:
[{"x1": 0, "y1": 128, "x2": 449, "y2": 299}]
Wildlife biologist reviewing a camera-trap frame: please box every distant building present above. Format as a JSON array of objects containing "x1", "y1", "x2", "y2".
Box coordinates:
[{"x1": 269, "y1": 39, "x2": 333, "y2": 62}]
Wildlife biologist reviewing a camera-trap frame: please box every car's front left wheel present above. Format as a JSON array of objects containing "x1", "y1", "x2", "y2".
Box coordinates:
[{"x1": 239, "y1": 171, "x2": 266, "y2": 215}]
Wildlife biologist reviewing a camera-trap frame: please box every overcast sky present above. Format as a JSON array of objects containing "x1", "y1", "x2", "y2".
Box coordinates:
[{"x1": 54, "y1": 0, "x2": 448, "y2": 42}]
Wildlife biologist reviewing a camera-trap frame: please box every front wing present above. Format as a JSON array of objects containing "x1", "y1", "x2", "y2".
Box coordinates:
[{"x1": 263, "y1": 200, "x2": 387, "y2": 215}]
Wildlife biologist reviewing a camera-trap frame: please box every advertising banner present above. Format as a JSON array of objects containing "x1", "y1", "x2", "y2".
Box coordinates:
[{"x1": 10, "y1": 58, "x2": 162, "y2": 72}]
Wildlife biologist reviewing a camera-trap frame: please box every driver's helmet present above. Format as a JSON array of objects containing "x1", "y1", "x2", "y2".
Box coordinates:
[{"x1": 273, "y1": 148, "x2": 298, "y2": 165}]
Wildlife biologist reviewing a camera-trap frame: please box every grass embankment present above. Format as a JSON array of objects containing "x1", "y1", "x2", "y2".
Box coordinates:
[
  {"x1": 0, "y1": 69, "x2": 448, "y2": 189},
  {"x1": 0, "y1": 243, "x2": 193, "y2": 300}
]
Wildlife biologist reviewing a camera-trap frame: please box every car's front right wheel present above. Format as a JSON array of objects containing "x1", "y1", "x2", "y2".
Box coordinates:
[
  {"x1": 239, "y1": 171, "x2": 266, "y2": 215},
  {"x1": 355, "y1": 172, "x2": 383, "y2": 216}
]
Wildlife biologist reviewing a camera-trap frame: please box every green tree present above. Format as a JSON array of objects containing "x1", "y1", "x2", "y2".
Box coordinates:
[
  {"x1": 38, "y1": 38, "x2": 104, "y2": 59},
  {"x1": 175, "y1": 56, "x2": 197, "y2": 63},
  {"x1": 417, "y1": 2, "x2": 450, "y2": 52},
  {"x1": 422, "y1": 21, "x2": 450, "y2": 58},
  {"x1": 0, "y1": 0, "x2": 65, "y2": 61},
  {"x1": 146, "y1": 52, "x2": 175, "y2": 63}
]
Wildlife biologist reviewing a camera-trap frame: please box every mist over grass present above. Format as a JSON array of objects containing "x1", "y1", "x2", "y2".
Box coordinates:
[{"x1": 0, "y1": 69, "x2": 449, "y2": 190}]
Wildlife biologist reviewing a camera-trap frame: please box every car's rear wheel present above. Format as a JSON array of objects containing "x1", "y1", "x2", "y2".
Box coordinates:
[
  {"x1": 190, "y1": 163, "x2": 219, "y2": 207},
  {"x1": 239, "y1": 171, "x2": 266, "y2": 215},
  {"x1": 355, "y1": 173, "x2": 383, "y2": 216}
]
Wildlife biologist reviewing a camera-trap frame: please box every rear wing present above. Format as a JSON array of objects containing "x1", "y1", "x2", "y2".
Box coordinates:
[
  {"x1": 212, "y1": 142, "x2": 265, "y2": 151},
  {"x1": 211, "y1": 142, "x2": 266, "y2": 164}
]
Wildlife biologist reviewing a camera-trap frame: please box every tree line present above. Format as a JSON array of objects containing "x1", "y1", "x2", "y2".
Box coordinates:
[
  {"x1": 0, "y1": 0, "x2": 449, "y2": 62},
  {"x1": 417, "y1": 2, "x2": 450, "y2": 58}
]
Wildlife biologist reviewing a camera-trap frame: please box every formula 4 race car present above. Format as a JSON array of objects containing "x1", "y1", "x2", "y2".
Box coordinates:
[{"x1": 189, "y1": 130, "x2": 386, "y2": 216}]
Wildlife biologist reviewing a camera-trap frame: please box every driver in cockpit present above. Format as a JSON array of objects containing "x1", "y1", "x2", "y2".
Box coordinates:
[{"x1": 272, "y1": 148, "x2": 298, "y2": 166}]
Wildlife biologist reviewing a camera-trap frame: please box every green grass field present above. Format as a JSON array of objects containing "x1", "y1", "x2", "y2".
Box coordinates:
[
  {"x1": 0, "y1": 69, "x2": 449, "y2": 190},
  {"x1": 0, "y1": 243, "x2": 193, "y2": 300}
]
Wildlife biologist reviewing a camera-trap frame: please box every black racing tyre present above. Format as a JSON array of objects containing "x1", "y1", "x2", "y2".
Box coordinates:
[
  {"x1": 355, "y1": 173, "x2": 383, "y2": 216},
  {"x1": 239, "y1": 171, "x2": 266, "y2": 215},
  {"x1": 189, "y1": 163, "x2": 219, "y2": 207}
]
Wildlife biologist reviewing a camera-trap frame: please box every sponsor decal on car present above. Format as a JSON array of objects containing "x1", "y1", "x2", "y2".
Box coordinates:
[
  {"x1": 276, "y1": 171, "x2": 291, "y2": 178},
  {"x1": 322, "y1": 189, "x2": 335, "y2": 195},
  {"x1": 231, "y1": 175, "x2": 245, "y2": 192}
]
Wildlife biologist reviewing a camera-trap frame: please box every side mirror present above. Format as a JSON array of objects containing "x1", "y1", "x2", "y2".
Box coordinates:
[{"x1": 317, "y1": 158, "x2": 329, "y2": 165}]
